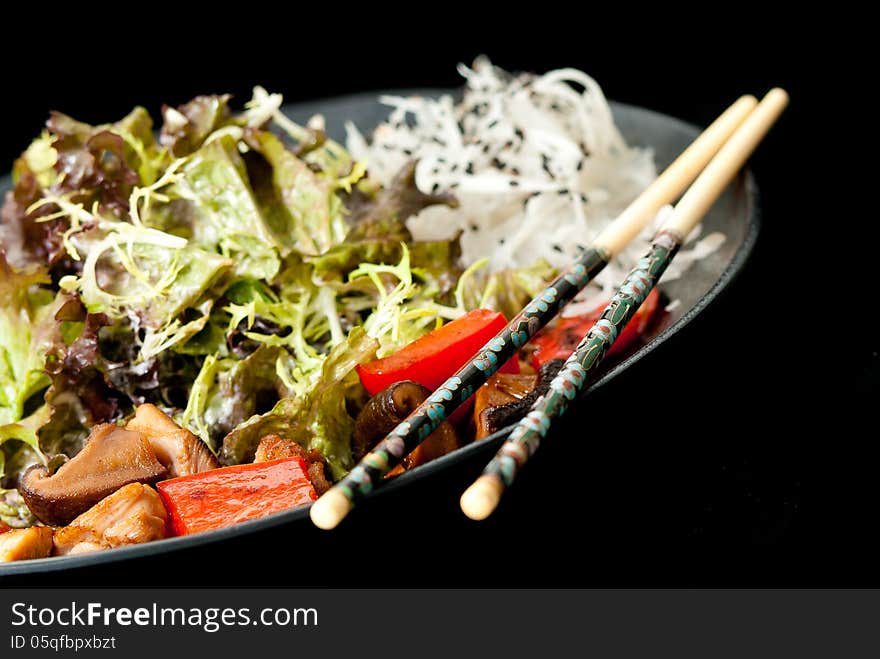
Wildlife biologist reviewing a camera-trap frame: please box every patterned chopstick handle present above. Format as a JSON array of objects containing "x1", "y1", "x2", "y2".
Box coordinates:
[
  {"x1": 481, "y1": 230, "x2": 682, "y2": 490},
  {"x1": 334, "y1": 247, "x2": 610, "y2": 504}
]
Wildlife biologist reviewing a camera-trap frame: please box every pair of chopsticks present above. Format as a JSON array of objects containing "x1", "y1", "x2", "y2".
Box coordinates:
[{"x1": 311, "y1": 89, "x2": 788, "y2": 530}]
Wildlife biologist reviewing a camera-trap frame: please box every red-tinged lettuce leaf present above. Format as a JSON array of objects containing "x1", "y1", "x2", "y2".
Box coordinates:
[
  {"x1": 1, "y1": 107, "x2": 164, "y2": 269},
  {"x1": 160, "y1": 94, "x2": 233, "y2": 158},
  {"x1": 38, "y1": 306, "x2": 208, "y2": 462},
  {"x1": 42, "y1": 312, "x2": 126, "y2": 436},
  {"x1": 47, "y1": 112, "x2": 146, "y2": 216},
  {"x1": 1, "y1": 150, "x2": 66, "y2": 270}
]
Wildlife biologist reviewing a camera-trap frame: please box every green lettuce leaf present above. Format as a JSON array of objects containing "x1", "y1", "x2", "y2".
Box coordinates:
[
  {"x1": 180, "y1": 345, "x2": 293, "y2": 452},
  {"x1": 310, "y1": 161, "x2": 458, "y2": 278},
  {"x1": 221, "y1": 327, "x2": 377, "y2": 478},
  {"x1": 0, "y1": 405, "x2": 49, "y2": 493},
  {"x1": 244, "y1": 129, "x2": 347, "y2": 256},
  {"x1": 0, "y1": 254, "x2": 54, "y2": 428},
  {"x1": 170, "y1": 134, "x2": 281, "y2": 279}
]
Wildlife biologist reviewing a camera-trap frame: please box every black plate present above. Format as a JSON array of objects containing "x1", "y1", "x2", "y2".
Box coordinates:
[{"x1": 0, "y1": 90, "x2": 758, "y2": 575}]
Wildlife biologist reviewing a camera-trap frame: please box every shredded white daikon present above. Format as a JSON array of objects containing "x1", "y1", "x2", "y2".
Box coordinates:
[{"x1": 346, "y1": 57, "x2": 724, "y2": 313}]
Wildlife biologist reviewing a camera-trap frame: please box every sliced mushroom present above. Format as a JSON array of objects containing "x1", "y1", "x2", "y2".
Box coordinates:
[
  {"x1": 254, "y1": 434, "x2": 331, "y2": 495},
  {"x1": 474, "y1": 359, "x2": 566, "y2": 439},
  {"x1": 0, "y1": 526, "x2": 53, "y2": 562},
  {"x1": 354, "y1": 380, "x2": 460, "y2": 473},
  {"x1": 18, "y1": 424, "x2": 167, "y2": 526},
  {"x1": 125, "y1": 404, "x2": 218, "y2": 477},
  {"x1": 53, "y1": 483, "x2": 167, "y2": 556}
]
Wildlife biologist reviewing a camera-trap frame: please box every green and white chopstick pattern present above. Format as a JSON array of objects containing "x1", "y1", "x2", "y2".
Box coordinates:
[{"x1": 478, "y1": 229, "x2": 679, "y2": 491}]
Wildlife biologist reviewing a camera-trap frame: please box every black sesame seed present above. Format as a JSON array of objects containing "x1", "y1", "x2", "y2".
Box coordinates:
[
  {"x1": 451, "y1": 163, "x2": 458, "y2": 172},
  {"x1": 482, "y1": 144, "x2": 491, "y2": 154},
  {"x1": 513, "y1": 127, "x2": 525, "y2": 140},
  {"x1": 487, "y1": 120, "x2": 500, "y2": 129},
  {"x1": 580, "y1": 193, "x2": 588, "y2": 202},
  {"x1": 431, "y1": 137, "x2": 447, "y2": 146},
  {"x1": 431, "y1": 183, "x2": 440, "y2": 193},
  {"x1": 510, "y1": 167, "x2": 520, "y2": 176},
  {"x1": 552, "y1": 244, "x2": 563, "y2": 253},
  {"x1": 381, "y1": 143, "x2": 395, "y2": 151},
  {"x1": 576, "y1": 159, "x2": 584, "y2": 171},
  {"x1": 438, "y1": 156, "x2": 447, "y2": 163},
  {"x1": 492, "y1": 157, "x2": 505, "y2": 169},
  {"x1": 509, "y1": 180, "x2": 519, "y2": 187},
  {"x1": 499, "y1": 238, "x2": 506, "y2": 245},
  {"x1": 450, "y1": 182, "x2": 460, "y2": 189},
  {"x1": 558, "y1": 188, "x2": 570, "y2": 195},
  {"x1": 469, "y1": 223, "x2": 479, "y2": 232},
  {"x1": 432, "y1": 167, "x2": 440, "y2": 175},
  {"x1": 465, "y1": 162, "x2": 475, "y2": 175},
  {"x1": 402, "y1": 148, "x2": 413, "y2": 156}
]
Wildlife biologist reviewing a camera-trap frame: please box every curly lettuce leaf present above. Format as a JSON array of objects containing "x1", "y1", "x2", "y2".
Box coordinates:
[
  {"x1": 180, "y1": 345, "x2": 293, "y2": 452},
  {"x1": 221, "y1": 327, "x2": 377, "y2": 478},
  {"x1": 1, "y1": 106, "x2": 165, "y2": 270},
  {"x1": 47, "y1": 109, "x2": 162, "y2": 216},
  {"x1": 460, "y1": 258, "x2": 559, "y2": 319},
  {"x1": 311, "y1": 161, "x2": 458, "y2": 278}
]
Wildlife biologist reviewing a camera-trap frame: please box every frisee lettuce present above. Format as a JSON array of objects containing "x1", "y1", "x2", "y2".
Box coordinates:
[{"x1": 0, "y1": 86, "x2": 481, "y2": 493}]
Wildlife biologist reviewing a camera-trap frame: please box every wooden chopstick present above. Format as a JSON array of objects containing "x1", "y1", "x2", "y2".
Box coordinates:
[
  {"x1": 309, "y1": 94, "x2": 760, "y2": 530},
  {"x1": 460, "y1": 88, "x2": 789, "y2": 521}
]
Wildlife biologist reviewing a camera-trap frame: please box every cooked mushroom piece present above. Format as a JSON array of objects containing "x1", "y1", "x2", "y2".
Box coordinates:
[
  {"x1": 0, "y1": 527, "x2": 53, "y2": 562},
  {"x1": 53, "y1": 483, "x2": 167, "y2": 556},
  {"x1": 254, "y1": 434, "x2": 332, "y2": 495},
  {"x1": 125, "y1": 404, "x2": 219, "y2": 477},
  {"x1": 474, "y1": 359, "x2": 566, "y2": 439},
  {"x1": 354, "y1": 380, "x2": 460, "y2": 473},
  {"x1": 18, "y1": 424, "x2": 167, "y2": 526}
]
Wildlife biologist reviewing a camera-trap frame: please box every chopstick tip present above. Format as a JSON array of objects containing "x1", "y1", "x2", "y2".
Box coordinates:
[
  {"x1": 765, "y1": 87, "x2": 790, "y2": 108},
  {"x1": 310, "y1": 488, "x2": 352, "y2": 530},
  {"x1": 460, "y1": 475, "x2": 503, "y2": 521}
]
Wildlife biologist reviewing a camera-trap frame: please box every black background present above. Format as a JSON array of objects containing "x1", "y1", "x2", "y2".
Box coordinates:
[{"x1": 0, "y1": 12, "x2": 872, "y2": 587}]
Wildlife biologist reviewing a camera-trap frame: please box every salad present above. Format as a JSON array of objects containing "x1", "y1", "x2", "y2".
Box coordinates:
[{"x1": 0, "y1": 60, "x2": 704, "y2": 561}]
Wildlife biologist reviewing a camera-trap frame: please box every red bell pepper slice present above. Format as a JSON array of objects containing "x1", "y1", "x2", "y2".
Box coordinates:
[
  {"x1": 157, "y1": 458, "x2": 317, "y2": 536},
  {"x1": 0, "y1": 521, "x2": 10, "y2": 534},
  {"x1": 356, "y1": 308, "x2": 520, "y2": 396},
  {"x1": 529, "y1": 288, "x2": 662, "y2": 370}
]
